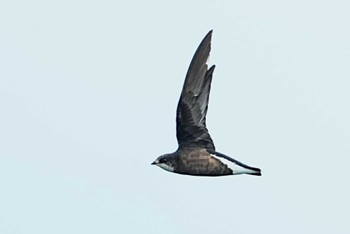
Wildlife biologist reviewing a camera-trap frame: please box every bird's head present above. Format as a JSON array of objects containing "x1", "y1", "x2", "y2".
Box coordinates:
[{"x1": 151, "y1": 153, "x2": 177, "y2": 172}]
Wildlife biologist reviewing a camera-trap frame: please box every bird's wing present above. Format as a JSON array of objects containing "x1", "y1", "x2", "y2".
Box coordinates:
[{"x1": 176, "y1": 30, "x2": 216, "y2": 151}]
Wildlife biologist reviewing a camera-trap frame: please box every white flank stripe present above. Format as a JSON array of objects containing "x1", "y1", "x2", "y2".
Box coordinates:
[{"x1": 210, "y1": 154, "x2": 255, "y2": 175}]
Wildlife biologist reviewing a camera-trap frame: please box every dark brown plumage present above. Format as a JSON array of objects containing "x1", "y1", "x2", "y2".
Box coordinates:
[{"x1": 152, "y1": 31, "x2": 261, "y2": 177}]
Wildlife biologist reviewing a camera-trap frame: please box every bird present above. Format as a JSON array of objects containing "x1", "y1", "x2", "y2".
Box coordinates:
[{"x1": 151, "y1": 30, "x2": 261, "y2": 177}]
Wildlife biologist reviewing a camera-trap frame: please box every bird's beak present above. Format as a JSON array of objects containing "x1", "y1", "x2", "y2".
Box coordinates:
[{"x1": 151, "y1": 160, "x2": 158, "y2": 165}]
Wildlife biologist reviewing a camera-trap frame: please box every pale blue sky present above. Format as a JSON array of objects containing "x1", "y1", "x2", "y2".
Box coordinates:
[{"x1": 1, "y1": 1, "x2": 349, "y2": 233}]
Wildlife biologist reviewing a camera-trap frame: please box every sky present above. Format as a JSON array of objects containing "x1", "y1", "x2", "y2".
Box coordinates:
[{"x1": 1, "y1": 0, "x2": 349, "y2": 233}]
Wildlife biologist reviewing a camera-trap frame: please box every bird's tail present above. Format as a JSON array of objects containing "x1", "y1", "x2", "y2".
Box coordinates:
[
  {"x1": 232, "y1": 161, "x2": 261, "y2": 176},
  {"x1": 210, "y1": 151, "x2": 262, "y2": 176},
  {"x1": 245, "y1": 166, "x2": 262, "y2": 176},
  {"x1": 226, "y1": 157, "x2": 262, "y2": 176}
]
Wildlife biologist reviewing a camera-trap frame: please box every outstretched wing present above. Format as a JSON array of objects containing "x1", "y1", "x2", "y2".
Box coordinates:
[{"x1": 176, "y1": 31, "x2": 216, "y2": 151}]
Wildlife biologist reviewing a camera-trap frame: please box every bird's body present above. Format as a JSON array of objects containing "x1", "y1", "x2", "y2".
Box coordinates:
[
  {"x1": 154, "y1": 147, "x2": 260, "y2": 176},
  {"x1": 152, "y1": 31, "x2": 261, "y2": 177}
]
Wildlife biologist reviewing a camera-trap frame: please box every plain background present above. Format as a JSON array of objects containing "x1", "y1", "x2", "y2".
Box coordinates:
[{"x1": 1, "y1": 1, "x2": 349, "y2": 233}]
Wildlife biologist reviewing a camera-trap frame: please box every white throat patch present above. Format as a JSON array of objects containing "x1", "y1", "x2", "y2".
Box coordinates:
[{"x1": 157, "y1": 163, "x2": 174, "y2": 172}]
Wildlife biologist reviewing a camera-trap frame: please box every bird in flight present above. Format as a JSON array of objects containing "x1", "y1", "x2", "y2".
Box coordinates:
[{"x1": 152, "y1": 31, "x2": 261, "y2": 176}]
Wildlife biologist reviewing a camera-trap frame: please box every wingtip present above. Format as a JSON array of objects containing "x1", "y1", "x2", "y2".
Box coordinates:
[
  {"x1": 206, "y1": 30, "x2": 213, "y2": 40},
  {"x1": 198, "y1": 30, "x2": 213, "y2": 46},
  {"x1": 209, "y1": 64, "x2": 216, "y2": 71}
]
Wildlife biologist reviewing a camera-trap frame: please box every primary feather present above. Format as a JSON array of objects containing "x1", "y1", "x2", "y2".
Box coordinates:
[{"x1": 176, "y1": 30, "x2": 216, "y2": 150}]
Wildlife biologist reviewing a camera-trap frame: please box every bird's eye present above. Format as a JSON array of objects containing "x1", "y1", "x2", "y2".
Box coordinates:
[{"x1": 161, "y1": 159, "x2": 168, "y2": 163}]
